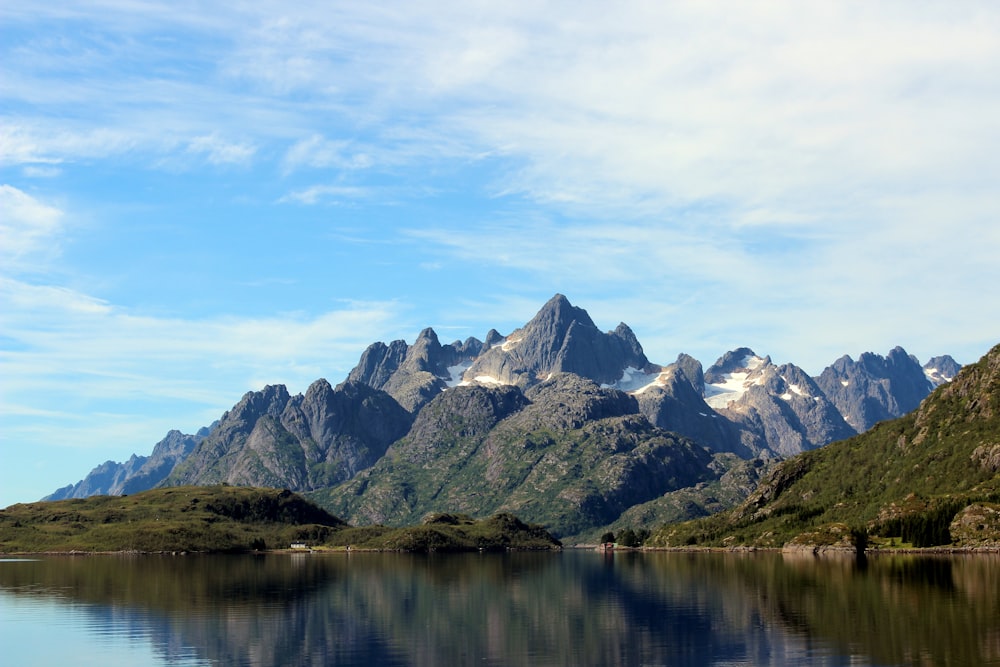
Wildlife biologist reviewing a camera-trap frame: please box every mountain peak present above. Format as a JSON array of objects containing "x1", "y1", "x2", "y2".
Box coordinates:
[
  {"x1": 815, "y1": 346, "x2": 934, "y2": 433},
  {"x1": 530, "y1": 293, "x2": 597, "y2": 332},
  {"x1": 702, "y1": 349, "x2": 770, "y2": 407},
  {"x1": 924, "y1": 355, "x2": 962, "y2": 386},
  {"x1": 460, "y1": 295, "x2": 647, "y2": 387}
]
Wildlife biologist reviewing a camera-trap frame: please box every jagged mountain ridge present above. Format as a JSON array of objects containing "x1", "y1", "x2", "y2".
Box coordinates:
[
  {"x1": 163, "y1": 380, "x2": 413, "y2": 492},
  {"x1": 650, "y1": 342, "x2": 1000, "y2": 549},
  {"x1": 346, "y1": 328, "x2": 483, "y2": 413},
  {"x1": 44, "y1": 428, "x2": 209, "y2": 501},
  {"x1": 42, "y1": 295, "x2": 962, "y2": 538}
]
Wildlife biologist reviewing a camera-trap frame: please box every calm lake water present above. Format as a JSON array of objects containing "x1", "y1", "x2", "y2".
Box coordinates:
[{"x1": 0, "y1": 550, "x2": 997, "y2": 666}]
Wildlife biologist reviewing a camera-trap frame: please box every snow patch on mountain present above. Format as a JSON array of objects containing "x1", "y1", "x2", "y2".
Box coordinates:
[
  {"x1": 444, "y1": 362, "x2": 473, "y2": 388},
  {"x1": 704, "y1": 354, "x2": 768, "y2": 408},
  {"x1": 924, "y1": 367, "x2": 955, "y2": 387},
  {"x1": 602, "y1": 367, "x2": 662, "y2": 393},
  {"x1": 501, "y1": 337, "x2": 520, "y2": 352}
]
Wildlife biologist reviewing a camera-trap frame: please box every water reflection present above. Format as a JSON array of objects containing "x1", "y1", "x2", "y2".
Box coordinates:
[{"x1": 0, "y1": 551, "x2": 997, "y2": 666}]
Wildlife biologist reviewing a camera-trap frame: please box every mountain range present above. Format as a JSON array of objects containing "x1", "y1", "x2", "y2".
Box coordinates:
[
  {"x1": 43, "y1": 295, "x2": 962, "y2": 539},
  {"x1": 651, "y1": 341, "x2": 1000, "y2": 549}
]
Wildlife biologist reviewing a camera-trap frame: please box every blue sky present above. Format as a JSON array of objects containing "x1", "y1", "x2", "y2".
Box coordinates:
[{"x1": 2, "y1": 1, "x2": 999, "y2": 508}]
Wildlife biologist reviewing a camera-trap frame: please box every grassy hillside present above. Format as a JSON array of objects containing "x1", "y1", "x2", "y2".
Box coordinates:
[
  {"x1": 0, "y1": 485, "x2": 560, "y2": 553},
  {"x1": 650, "y1": 343, "x2": 1000, "y2": 550},
  {"x1": 0, "y1": 485, "x2": 346, "y2": 553}
]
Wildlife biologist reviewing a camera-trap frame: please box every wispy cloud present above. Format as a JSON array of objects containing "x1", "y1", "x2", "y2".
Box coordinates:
[
  {"x1": 282, "y1": 134, "x2": 374, "y2": 173},
  {"x1": 0, "y1": 185, "x2": 64, "y2": 269},
  {"x1": 185, "y1": 134, "x2": 256, "y2": 166},
  {"x1": 1, "y1": 276, "x2": 406, "y2": 398},
  {"x1": 5, "y1": 2, "x2": 999, "y2": 215},
  {"x1": 278, "y1": 184, "x2": 373, "y2": 206}
]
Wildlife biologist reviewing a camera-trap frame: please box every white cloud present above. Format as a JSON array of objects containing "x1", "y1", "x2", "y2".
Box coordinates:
[
  {"x1": 21, "y1": 165, "x2": 62, "y2": 178},
  {"x1": 0, "y1": 276, "x2": 404, "y2": 397},
  {"x1": 278, "y1": 184, "x2": 372, "y2": 205},
  {"x1": 5, "y1": 3, "x2": 999, "y2": 213},
  {"x1": 282, "y1": 134, "x2": 373, "y2": 173},
  {"x1": 186, "y1": 134, "x2": 256, "y2": 165},
  {"x1": 0, "y1": 185, "x2": 64, "y2": 268}
]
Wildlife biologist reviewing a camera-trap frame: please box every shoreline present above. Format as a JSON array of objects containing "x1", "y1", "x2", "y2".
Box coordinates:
[{"x1": 5, "y1": 544, "x2": 999, "y2": 557}]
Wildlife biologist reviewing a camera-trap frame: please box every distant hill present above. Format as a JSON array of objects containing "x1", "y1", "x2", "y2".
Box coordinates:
[
  {"x1": 0, "y1": 486, "x2": 560, "y2": 554},
  {"x1": 650, "y1": 343, "x2": 1000, "y2": 550},
  {"x1": 2, "y1": 486, "x2": 346, "y2": 553}
]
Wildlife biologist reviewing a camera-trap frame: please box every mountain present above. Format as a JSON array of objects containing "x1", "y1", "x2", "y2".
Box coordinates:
[
  {"x1": 815, "y1": 346, "x2": 938, "y2": 433},
  {"x1": 163, "y1": 380, "x2": 412, "y2": 492},
  {"x1": 460, "y1": 293, "x2": 653, "y2": 388},
  {"x1": 632, "y1": 363, "x2": 753, "y2": 458},
  {"x1": 924, "y1": 355, "x2": 962, "y2": 387},
  {"x1": 347, "y1": 328, "x2": 483, "y2": 412},
  {"x1": 711, "y1": 357, "x2": 856, "y2": 457},
  {"x1": 651, "y1": 343, "x2": 1000, "y2": 549},
  {"x1": 309, "y1": 374, "x2": 714, "y2": 538},
  {"x1": 44, "y1": 428, "x2": 208, "y2": 500}
]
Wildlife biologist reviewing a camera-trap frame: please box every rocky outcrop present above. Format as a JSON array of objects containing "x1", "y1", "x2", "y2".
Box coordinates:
[
  {"x1": 815, "y1": 346, "x2": 934, "y2": 432},
  {"x1": 347, "y1": 328, "x2": 482, "y2": 412},
  {"x1": 718, "y1": 363, "x2": 856, "y2": 457}
]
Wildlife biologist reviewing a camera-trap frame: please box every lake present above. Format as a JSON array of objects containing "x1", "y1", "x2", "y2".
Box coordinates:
[{"x1": 0, "y1": 550, "x2": 997, "y2": 666}]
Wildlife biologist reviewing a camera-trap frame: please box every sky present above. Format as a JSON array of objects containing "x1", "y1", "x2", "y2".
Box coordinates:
[{"x1": 2, "y1": 1, "x2": 999, "y2": 508}]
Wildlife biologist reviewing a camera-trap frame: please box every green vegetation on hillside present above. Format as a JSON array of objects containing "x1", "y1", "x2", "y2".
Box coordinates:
[
  {"x1": 0, "y1": 486, "x2": 346, "y2": 553},
  {"x1": 0, "y1": 486, "x2": 560, "y2": 554},
  {"x1": 329, "y1": 513, "x2": 561, "y2": 552},
  {"x1": 649, "y1": 343, "x2": 1000, "y2": 550},
  {"x1": 311, "y1": 378, "x2": 713, "y2": 539}
]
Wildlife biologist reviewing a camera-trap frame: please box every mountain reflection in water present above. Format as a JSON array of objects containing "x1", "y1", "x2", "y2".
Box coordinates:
[{"x1": 0, "y1": 551, "x2": 997, "y2": 666}]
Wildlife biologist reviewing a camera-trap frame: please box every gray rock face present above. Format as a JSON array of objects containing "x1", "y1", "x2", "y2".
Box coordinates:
[
  {"x1": 673, "y1": 353, "x2": 705, "y2": 393},
  {"x1": 463, "y1": 294, "x2": 651, "y2": 387},
  {"x1": 389, "y1": 383, "x2": 530, "y2": 466},
  {"x1": 635, "y1": 365, "x2": 752, "y2": 457},
  {"x1": 163, "y1": 381, "x2": 412, "y2": 492},
  {"x1": 704, "y1": 348, "x2": 766, "y2": 385},
  {"x1": 718, "y1": 362, "x2": 856, "y2": 457},
  {"x1": 924, "y1": 355, "x2": 962, "y2": 387},
  {"x1": 282, "y1": 379, "x2": 415, "y2": 485},
  {"x1": 520, "y1": 373, "x2": 640, "y2": 430},
  {"x1": 347, "y1": 328, "x2": 482, "y2": 412},
  {"x1": 815, "y1": 346, "x2": 934, "y2": 432},
  {"x1": 119, "y1": 428, "x2": 208, "y2": 495},
  {"x1": 43, "y1": 456, "x2": 145, "y2": 501}
]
